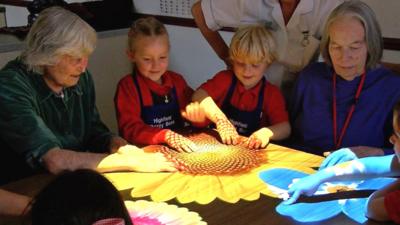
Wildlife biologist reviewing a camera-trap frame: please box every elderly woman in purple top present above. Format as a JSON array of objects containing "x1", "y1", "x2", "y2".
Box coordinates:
[{"x1": 289, "y1": 1, "x2": 400, "y2": 169}]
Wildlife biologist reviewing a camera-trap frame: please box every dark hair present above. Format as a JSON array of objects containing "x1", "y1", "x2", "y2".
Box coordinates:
[{"x1": 30, "y1": 169, "x2": 132, "y2": 225}]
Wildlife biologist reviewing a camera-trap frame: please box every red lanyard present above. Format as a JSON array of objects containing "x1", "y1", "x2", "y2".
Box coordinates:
[{"x1": 332, "y1": 71, "x2": 366, "y2": 149}]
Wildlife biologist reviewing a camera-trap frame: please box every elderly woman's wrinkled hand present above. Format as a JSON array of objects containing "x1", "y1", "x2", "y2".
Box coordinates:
[
  {"x1": 319, "y1": 148, "x2": 357, "y2": 170},
  {"x1": 109, "y1": 136, "x2": 128, "y2": 153},
  {"x1": 284, "y1": 175, "x2": 323, "y2": 205},
  {"x1": 320, "y1": 146, "x2": 385, "y2": 170},
  {"x1": 120, "y1": 146, "x2": 177, "y2": 172},
  {"x1": 98, "y1": 145, "x2": 177, "y2": 172}
]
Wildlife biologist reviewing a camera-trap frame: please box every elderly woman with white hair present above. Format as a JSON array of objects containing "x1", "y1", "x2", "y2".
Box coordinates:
[
  {"x1": 0, "y1": 6, "x2": 175, "y2": 185},
  {"x1": 289, "y1": 0, "x2": 400, "y2": 168}
]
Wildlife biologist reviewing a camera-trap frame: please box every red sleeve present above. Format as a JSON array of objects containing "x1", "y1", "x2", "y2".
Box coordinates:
[
  {"x1": 114, "y1": 75, "x2": 166, "y2": 146},
  {"x1": 263, "y1": 83, "x2": 289, "y2": 125},
  {"x1": 198, "y1": 70, "x2": 232, "y2": 107},
  {"x1": 384, "y1": 189, "x2": 400, "y2": 224}
]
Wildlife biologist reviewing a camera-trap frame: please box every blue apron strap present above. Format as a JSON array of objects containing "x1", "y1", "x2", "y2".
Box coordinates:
[
  {"x1": 255, "y1": 77, "x2": 266, "y2": 119},
  {"x1": 131, "y1": 71, "x2": 144, "y2": 109},
  {"x1": 222, "y1": 75, "x2": 237, "y2": 108}
]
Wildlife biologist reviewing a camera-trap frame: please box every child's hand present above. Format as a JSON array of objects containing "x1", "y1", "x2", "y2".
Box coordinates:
[
  {"x1": 244, "y1": 128, "x2": 272, "y2": 149},
  {"x1": 215, "y1": 116, "x2": 239, "y2": 145},
  {"x1": 165, "y1": 130, "x2": 197, "y2": 153},
  {"x1": 181, "y1": 102, "x2": 206, "y2": 123}
]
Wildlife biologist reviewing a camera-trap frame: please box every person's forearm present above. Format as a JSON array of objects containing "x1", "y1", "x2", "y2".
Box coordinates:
[
  {"x1": 192, "y1": 89, "x2": 226, "y2": 123},
  {"x1": 321, "y1": 155, "x2": 400, "y2": 182},
  {"x1": 42, "y1": 148, "x2": 107, "y2": 174},
  {"x1": 0, "y1": 189, "x2": 31, "y2": 216},
  {"x1": 192, "y1": 1, "x2": 229, "y2": 63},
  {"x1": 267, "y1": 122, "x2": 291, "y2": 140},
  {"x1": 349, "y1": 146, "x2": 385, "y2": 158},
  {"x1": 200, "y1": 96, "x2": 227, "y2": 123}
]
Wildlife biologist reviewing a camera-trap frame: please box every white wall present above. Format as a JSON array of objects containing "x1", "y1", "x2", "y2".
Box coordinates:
[{"x1": 166, "y1": 25, "x2": 232, "y2": 89}]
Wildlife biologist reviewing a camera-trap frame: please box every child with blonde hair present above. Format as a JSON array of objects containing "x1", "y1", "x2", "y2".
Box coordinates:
[
  {"x1": 115, "y1": 17, "x2": 197, "y2": 152},
  {"x1": 184, "y1": 24, "x2": 290, "y2": 149}
]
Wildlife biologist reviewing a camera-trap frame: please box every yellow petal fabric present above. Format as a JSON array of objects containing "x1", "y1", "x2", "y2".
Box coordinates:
[{"x1": 106, "y1": 140, "x2": 323, "y2": 204}]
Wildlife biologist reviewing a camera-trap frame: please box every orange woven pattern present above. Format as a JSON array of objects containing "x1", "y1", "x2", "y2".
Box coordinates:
[{"x1": 159, "y1": 131, "x2": 266, "y2": 175}]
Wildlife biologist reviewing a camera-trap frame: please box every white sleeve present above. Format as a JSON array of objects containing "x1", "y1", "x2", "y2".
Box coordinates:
[{"x1": 201, "y1": 0, "x2": 244, "y2": 31}]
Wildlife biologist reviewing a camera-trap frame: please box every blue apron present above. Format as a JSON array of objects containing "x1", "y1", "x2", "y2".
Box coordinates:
[
  {"x1": 221, "y1": 76, "x2": 265, "y2": 136},
  {"x1": 132, "y1": 74, "x2": 184, "y2": 129}
]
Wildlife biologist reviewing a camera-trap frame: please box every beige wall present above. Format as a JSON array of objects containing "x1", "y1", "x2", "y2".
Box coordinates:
[
  {"x1": 88, "y1": 32, "x2": 131, "y2": 133},
  {"x1": 363, "y1": 0, "x2": 400, "y2": 38}
]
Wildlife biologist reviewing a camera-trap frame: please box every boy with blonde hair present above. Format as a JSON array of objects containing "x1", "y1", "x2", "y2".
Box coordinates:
[{"x1": 184, "y1": 24, "x2": 290, "y2": 149}]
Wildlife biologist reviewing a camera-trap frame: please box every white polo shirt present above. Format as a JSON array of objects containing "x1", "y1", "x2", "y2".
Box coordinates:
[{"x1": 201, "y1": 0, "x2": 344, "y2": 87}]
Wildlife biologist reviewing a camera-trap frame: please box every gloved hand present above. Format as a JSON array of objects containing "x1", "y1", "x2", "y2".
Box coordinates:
[
  {"x1": 319, "y1": 148, "x2": 357, "y2": 170},
  {"x1": 244, "y1": 128, "x2": 272, "y2": 149},
  {"x1": 215, "y1": 116, "x2": 239, "y2": 145},
  {"x1": 165, "y1": 130, "x2": 196, "y2": 153},
  {"x1": 284, "y1": 175, "x2": 323, "y2": 205}
]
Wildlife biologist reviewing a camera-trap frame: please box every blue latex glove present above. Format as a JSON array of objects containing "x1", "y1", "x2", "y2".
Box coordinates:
[
  {"x1": 284, "y1": 175, "x2": 323, "y2": 205},
  {"x1": 319, "y1": 148, "x2": 357, "y2": 171}
]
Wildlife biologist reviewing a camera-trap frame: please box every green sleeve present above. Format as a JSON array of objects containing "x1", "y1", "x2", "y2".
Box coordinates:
[{"x1": 0, "y1": 69, "x2": 60, "y2": 168}]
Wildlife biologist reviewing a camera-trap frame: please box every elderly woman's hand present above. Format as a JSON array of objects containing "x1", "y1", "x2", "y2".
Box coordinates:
[
  {"x1": 109, "y1": 136, "x2": 128, "y2": 153},
  {"x1": 98, "y1": 145, "x2": 177, "y2": 172},
  {"x1": 320, "y1": 146, "x2": 384, "y2": 170},
  {"x1": 284, "y1": 174, "x2": 324, "y2": 205}
]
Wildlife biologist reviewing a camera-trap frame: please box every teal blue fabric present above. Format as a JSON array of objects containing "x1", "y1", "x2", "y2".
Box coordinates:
[{"x1": 259, "y1": 168, "x2": 396, "y2": 223}]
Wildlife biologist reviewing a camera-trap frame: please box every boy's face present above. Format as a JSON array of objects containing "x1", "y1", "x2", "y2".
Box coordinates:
[
  {"x1": 232, "y1": 58, "x2": 269, "y2": 90},
  {"x1": 128, "y1": 34, "x2": 169, "y2": 84}
]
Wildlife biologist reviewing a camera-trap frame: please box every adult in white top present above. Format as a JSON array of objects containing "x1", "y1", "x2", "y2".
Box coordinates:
[{"x1": 192, "y1": 0, "x2": 344, "y2": 89}]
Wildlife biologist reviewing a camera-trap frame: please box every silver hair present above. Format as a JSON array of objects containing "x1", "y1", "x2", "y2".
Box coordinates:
[
  {"x1": 20, "y1": 6, "x2": 97, "y2": 73},
  {"x1": 320, "y1": 0, "x2": 382, "y2": 70}
]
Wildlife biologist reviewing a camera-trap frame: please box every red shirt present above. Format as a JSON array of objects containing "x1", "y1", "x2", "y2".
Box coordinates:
[
  {"x1": 115, "y1": 71, "x2": 193, "y2": 145},
  {"x1": 199, "y1": 70, "x2": 288, "y2": 126},
  {"x1": 384, "y1": 189, "x2": 400, "y2": 224}
]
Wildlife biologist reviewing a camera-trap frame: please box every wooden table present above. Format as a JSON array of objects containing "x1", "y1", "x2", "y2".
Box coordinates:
[{"x1": 0, "y1": 145, "x2": 395, "y2": 225}]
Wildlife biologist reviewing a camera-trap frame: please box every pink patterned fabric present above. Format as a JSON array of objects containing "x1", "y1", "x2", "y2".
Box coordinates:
[
  {"x1": 92, "y1": 218, "x2": 125, "y2": 225},
  {"x1": 131, "y1": 215, "x2": 163, "y2": 225}
]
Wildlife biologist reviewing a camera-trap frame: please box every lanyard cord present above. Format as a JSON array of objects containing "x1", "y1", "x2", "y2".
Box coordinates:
[{"x1": 332, "y1": 71, "x2": 366, "y2": 149}]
